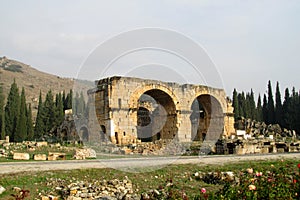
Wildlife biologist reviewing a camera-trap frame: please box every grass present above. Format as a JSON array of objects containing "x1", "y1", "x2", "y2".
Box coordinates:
[{"x1": 0, "y1": 159, "x2": 299, "y2": 199}]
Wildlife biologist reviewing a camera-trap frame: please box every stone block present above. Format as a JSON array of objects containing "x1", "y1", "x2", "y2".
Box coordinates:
[
  {"x1": 34, "y1": 154, "x2": 47, "y2": 161},
  {"x1": 13, "y1": 152, "x2": 30, "y2": 160},
  {"x1": 277, "y1": 148, "x2": 285, "y2": 153},
  {"x1": 36, "y1": 141, "x2": 48, "y2": 147},
  {"x1": 48, "y1": 152, "x2": 66, "y2": 160}
]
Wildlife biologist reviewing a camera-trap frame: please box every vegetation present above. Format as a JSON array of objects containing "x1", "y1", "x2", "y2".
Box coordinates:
[
  {"x1": 0, "y1": 80, "x2": 86, "y2": 142},
  {"x1": 0, "y1": 159, "x2": 299, "y2": 199},
  {"x1": 232, "y1": 80, "x2": 300, "y2": 133}
]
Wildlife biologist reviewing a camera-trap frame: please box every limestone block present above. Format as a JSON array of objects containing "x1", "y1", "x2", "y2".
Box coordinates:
[
  {"x1": 48, "y1": 152, "x2": 66, "y2": 161},
  {"x1": 36, "y1": 141, "x2": 48, "y2": 147},
  {"x1": 34, "y1": 154, "x2": 47, "y2": 161},
  {"x1": 13, "y1": 152, "x2": 30, "y2": 160}
]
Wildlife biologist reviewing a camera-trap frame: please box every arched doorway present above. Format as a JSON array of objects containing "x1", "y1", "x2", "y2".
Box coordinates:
[
  {"x1": 137, "y1": 89, "x2": 177, "y2": 142},
  {"x1": 190, "y1": 95, "x2": 224, "y2": 141}
]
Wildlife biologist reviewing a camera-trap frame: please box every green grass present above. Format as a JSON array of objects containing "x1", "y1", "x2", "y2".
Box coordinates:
[{"x1": 1, "y1": 159, "x2": 299, "y2": 199}]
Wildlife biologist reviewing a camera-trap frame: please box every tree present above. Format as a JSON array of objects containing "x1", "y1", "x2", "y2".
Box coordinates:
[
  {"x1": 232, "y1": 89, "x2": 239, "y2": 120},
  {"x1": 27, "y1": 103, "x2": 34, "y2": 141},
  {"x1": 15, "y1": 87, "x2": 27, "y2": 142},
  {"x1": 64, "y1": 89, "x2": 72, "y2": 110},
  {"x1": 256, "y1": 94, "x2": 263, "y2": 122},
  {"x1": 249, "y1": 89, "x2": 257, "y2": 120},
  {"x1": 5, "y1": 80, "x2": 20, "y2": 141},
  {"x1": 262, "y1": 94, "x2": 268, "y2": 124},
  {"x1": 282, "y1": 88, "x2": 292, "y2": 129},
  {"x1": 34, "y1": 91, "x2": 45, "y2": 139},
  {"x1": 267, "y1": 81, "x2": 275, "y2": 124},
  {"x1": 0, "y1": 85, "x2": 5, "y2": 140},
  {"x1": 275, "y1": 82, "x2": 283, "y2": 125},
  {"x1": 43, "y1": 90, "x2": 55, "y2": 133},
  {"x1": 55, "y1": 93, "x2": 64, "y2": 126}
]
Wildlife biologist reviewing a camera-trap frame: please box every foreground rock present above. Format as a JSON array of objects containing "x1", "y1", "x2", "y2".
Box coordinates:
[
  {"x1": 43, "y1": 177, "x2": 139, "y2": 200},
  {"x1": 0, "y1": 185, "x2": 6, "y2": 195},
  {"x1": 73, "y1": 148, "x2": 97, "y2": 159},
  {"x1": 13, "y1": 152, "x2": 30, "y2": 160}
]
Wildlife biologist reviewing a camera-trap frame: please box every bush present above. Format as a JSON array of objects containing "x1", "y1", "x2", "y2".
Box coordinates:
[{"x1": 4, "y1": 64, "x2": 23, "y2": 73}]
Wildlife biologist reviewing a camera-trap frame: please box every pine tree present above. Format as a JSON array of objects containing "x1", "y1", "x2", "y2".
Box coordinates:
[
  {"x1": 275, "y1": 82, "x2": 283, "y2": 125},
  {"x1": 267, "y1": 81, "x2": 275, "y2": 124},
  {"x1": 27, "y1": 103, "x2": 34, "y2": 141},
  {"x1": 256, "y1": 94, "x2": 263, "y2": 122},
  {"x1": 15, "y1": 87, "x2": 27, "y2": 142},
  {"x1": 232, "y1": 89, "x2": 239, "y2": 120},
  {"x1": 34, "y1": 91, "x2": 45, "y2": 139},
  {"x1": 5, "y1": 80, "x2": 20, "y2": 141},
  {"x1": 0, "y1": 85, "x2": 5, "y2": 140},
  {"x1": 262, "y1": 94, "x2": 268, "y2": 124}
]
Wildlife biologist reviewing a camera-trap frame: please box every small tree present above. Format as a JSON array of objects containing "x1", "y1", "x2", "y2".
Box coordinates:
[{"x1": 15, "y1": 87, "x2": 27, "y2": 142}]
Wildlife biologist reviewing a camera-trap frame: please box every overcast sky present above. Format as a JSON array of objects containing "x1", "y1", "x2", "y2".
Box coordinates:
[{"x1": 1, "y1": 0, "x2": 299, "y2": 98}]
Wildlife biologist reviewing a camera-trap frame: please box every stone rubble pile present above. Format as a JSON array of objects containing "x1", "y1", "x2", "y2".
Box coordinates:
[
  {"x1": 73, "y1": 148, "x2": 97, "y2": 160},
  {"x1": 41, "y1": 177, "x2": 140, "y2": 200}
]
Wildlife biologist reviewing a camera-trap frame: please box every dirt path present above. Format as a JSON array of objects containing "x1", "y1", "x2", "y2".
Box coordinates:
[{"x1": 1, "y1": 153, "x2": 299, "y2": 174}]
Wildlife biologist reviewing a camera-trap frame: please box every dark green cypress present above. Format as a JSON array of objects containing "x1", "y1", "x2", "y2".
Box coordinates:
[
  {"x1": 256, "y1": 94, "x2": 263, "y2": 122},
  {"x1": 43, "y1": 90, "x2": 55, "y2": 133},
  {"x1": 0, "y1": 85, "x2": 5, "y2": 140},
  {"x1": 267, "y1": 81, "x2": 275, "y2": 124},
  {"x1": 27, "y1": 103, "x2": 34, "y2": 141},
  {"x1": 55, "y1": 93, "x2": 64, "y2": 126},
  {"x1": 5, "y1": 80, "x2": 20, "y2": 141},
  {"x1": 275, "y1": 82, "x2": 283, "y2": 125},
  {"x1": 249, "y1": 89, "x2": 257, "y2": 120},
  {"x1": 232, "y1": 89, "x2": 239, "y2": 120},
  {"x1": 15, "y1": 87, "x2": 27, "y2": 142},
  {"x1": 34, "y1": 91, "x2": 45, "y2": 139},
  {"x1": 262, "y1": 94, "x2": 268, "y2": 124}
]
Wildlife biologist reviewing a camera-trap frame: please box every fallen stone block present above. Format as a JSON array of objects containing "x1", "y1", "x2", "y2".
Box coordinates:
[
  {"x1": 0, "y1": 185, "x2": 6, "y2": 195},
  {"x1": 48, "y1": 152, "x2": 66, "y2": 161},
  {"x1": 34, "y1": 154, "x2": 47, "y2": 161},
  {"x1": 13, "y1": 152, "x2": 30, "y2": 160}
]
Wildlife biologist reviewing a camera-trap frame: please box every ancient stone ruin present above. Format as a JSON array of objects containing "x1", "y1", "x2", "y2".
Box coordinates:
[{"x1": 84, "y1": 76, "x2": 235, "y2": 146}]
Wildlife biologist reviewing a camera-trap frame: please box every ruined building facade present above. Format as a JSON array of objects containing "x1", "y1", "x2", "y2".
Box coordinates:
[{"x1": 86, "y1": 77, "x2": 235, "y2": 145}]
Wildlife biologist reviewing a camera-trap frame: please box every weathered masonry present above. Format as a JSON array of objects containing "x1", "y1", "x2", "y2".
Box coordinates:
[{"x1": 87, "y1": 76, "x2": 235, "y2": 145}]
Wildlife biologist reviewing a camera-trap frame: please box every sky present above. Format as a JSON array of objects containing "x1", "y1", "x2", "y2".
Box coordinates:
[{"x1": 1, "y1": 0, "x2": 300, "y2": 99}]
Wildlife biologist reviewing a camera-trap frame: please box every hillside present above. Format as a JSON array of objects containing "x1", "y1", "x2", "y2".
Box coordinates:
[{"x1": 0, "y1": 56, "x2": 77, "y2": 117}]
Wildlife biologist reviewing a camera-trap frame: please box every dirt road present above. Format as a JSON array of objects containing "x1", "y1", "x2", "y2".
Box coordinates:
[{"x1": 1, "y1": 153, "x2": 299, "y2": 174}]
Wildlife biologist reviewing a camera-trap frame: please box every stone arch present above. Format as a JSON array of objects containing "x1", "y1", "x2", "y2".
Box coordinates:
[
  {"x1": 79, "y1": 126, "x2": 89, "y2": 142},
  {"x1": 135, "y1": 89, "x2": 178, "y2": 142},
  {"x1": 190, "y1": 94, "x2": 224, "y2": 141},
  {"x1": 129, "y1": 84, "x2": 180, "y2": 111}
]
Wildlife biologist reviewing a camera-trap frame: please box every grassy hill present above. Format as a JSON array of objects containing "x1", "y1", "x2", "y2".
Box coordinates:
[{"x1": 0, "y1": 56, "x2": 76, "y2": 118}]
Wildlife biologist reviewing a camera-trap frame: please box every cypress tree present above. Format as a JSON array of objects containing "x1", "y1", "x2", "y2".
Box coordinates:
[
  {"x1": 262, "y1": 94, "x2": 268, "y2": 124},
  {"x1": 5, "y1": 80, "x2": 20, "y2": 141},
  {"x1": 43, "y1": 90, "x2": 55, "y2": 133},
  {"x1": 256, "y1": 94, "x2": 263, "y2": 122},
  {"x1": 267, "y1": 81, "x2": 275, "y2": 124},
  {"x1": 249, "y1": 89, "x2": 257, "y2": 120},
  {"x1": 275, "y1": 82, "x2": 283, "y2": 125},
  {"x1": 15, "y1": 87, "x2": 27, "y2": 142},
  {"x1": 34, "y1": 91, "x2": 45, "y2": 139},
  {"x1": 282, "y1": 88, "x2": 291, "y2": 129},
  {"x1": 55, "y1": 93, "x2": 64, "y2": 126},
  {"x1": 27, "y1": 103, "x2": 34, "y2": 141},
  {"x1": 238, "y1": 93, "x2": 245, "y2": 118},
  {"x1": 0, "y1": 85, "x2": 5, "y2": 140},
  {"x1": 232, "y1": 89, "x2": 239, "y2": 120}
]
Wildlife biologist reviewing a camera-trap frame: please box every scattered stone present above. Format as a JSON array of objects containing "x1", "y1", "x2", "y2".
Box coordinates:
[
  {"x1": 48, "y1": 152, "x2": 66, "y2": 160},
  {"x1": 0, "y1": 185, "x2": 6, "y2": 195},
  {"x1": 73, "y1": 148, "x2": 96, "y2": 160},
  {"x1": 34, "y1": 154, "x2": 47, "y2": 161},
  {"x1": 13, "y1": 152, "x2": 30, "y2": 160}
]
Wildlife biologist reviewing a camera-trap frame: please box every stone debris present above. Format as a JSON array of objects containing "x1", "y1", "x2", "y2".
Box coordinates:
[
  {"x1": 42, "y1": 177, "x2": 140, "y2": 200},
  {"x1": 13, "y1": 152, "x2": 30, "y2": 160},
  {"x1": 73, "y1": 148, "x2": 97, "y2": 159},
  {"x1": 0, "y1": 185, "x2": 6, "y2": 195},
  {"x1": 48, "y1": 152, "x2": 66, "y2": 160},
  {"x1": 193, "y1": 171, "x2": 236, "y2": 184},
  {"x1": 34, "y1": 154, "x2": 47, "y2": 161}
]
